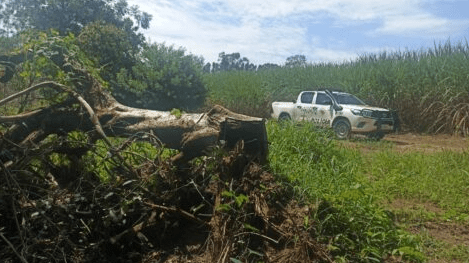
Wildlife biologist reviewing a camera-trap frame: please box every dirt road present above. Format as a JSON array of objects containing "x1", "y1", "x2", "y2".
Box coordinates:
[
  {"x1": 343, "y1": 133, "x2": 468, "y2": 153},
  {"x1": 384, "y1": 133, "x2": 468, "y2": 152},
  {"x1": 346, "y1": 133, "x2": 469, "y2": 263}
]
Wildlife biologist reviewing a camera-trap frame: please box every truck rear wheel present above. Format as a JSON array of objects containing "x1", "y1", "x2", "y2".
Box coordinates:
[{"x1": 333, "y1": 119, "x2": 351, "y2": 139}]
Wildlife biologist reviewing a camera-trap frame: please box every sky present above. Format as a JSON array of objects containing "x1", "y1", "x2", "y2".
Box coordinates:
[{"x1": 126, "y1": 0, "x2": 469, "y2": 65}]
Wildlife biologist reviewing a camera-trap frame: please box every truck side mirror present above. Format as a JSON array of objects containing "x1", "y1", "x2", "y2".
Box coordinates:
[
  {"x1": 333, "y1": 104, "x2": 343, "y2": 111},
  {"x1": 324, "y1": 89, "x2": 343, "y2": 111}
]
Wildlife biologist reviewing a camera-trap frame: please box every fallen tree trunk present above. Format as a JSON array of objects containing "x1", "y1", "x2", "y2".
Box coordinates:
[{"x1": 0, "y1": 76, "x2": 268, "y2": 167}]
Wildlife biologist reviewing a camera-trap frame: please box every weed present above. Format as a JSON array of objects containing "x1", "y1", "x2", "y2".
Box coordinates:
[
  {"x1": 170, "y1": 108, "x2": 184, "y2": 118},
  {"x1": 364, "y1": 150, "x2": 469, "y2": 219},
  {"x1": 267, "y1": 121, "x2": 424, "y2": 262}
]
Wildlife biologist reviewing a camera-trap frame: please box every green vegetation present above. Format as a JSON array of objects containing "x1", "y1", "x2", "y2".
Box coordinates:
[
  {"x1": 1, "y1": 1, "x2": 469, "y2": 261},
  {"x1": 365, "y1": 150, "x2": 469, "y2": 220},
  {"x1": 205, "y1": 39, "x2": 469, "y2": 135},
  {"x1": 267, "y1": 121, "x2": 356, "y2": 199},
  {"x1": 78, "y1": 21, "x2": 137, "y2": 82},
  {"x1": 268, "y1": 121, "x2": 469, "y2": 261},
  {"x1": 115, "y1": 42, "x2": 206, "y2": 111},
  {"x1": 268, "y1": 121, "x2": 425, "y2": 262},
  {"x1": 204, "y1": 70, "x2": 273, "y2": 116},
  {"x1": 0, "y1": 0, "x2": 151, "y2": 46},
  {"x1": 1, "y1": 0, "x2": 206, "y2": 113},
  {"x1": 357, "y1": 142, "x2": 469, "y2": 262}
]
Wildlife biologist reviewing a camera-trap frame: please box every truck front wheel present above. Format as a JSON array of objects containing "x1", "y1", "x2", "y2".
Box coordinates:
[
  {"x1": 333, "y1": 119, "x2": 351, "y2": 139},
  {"x1": 278, "y1": 113, "x2": 291, "y2": 122}
]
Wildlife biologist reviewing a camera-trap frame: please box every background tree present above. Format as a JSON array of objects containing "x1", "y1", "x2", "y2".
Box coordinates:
[
  {"x1": 285, "y1": 54, "x2": 307, "y2": 67},
  {"x1": 257, "y1": 63, "x2": 280, "y2": 71},
  {"x1": 78, "y1": 21, "x2": 136, "y2": 82},
  {"x1": 0, "y1": 0, "x2": 151, "y2": 49},
  {"x1": 203, "y1": 62, "x2": 212, "y2": 73},
  {"x1": 208, "y1": 52, "x2": 257, "y2": 73},
  {"x1": 115, "y1": 43, "x2": 207, "y2": 111},
  {"x1": 0, "y1": 1, "x2": 211, "y2": 111},
  {"x1": 220, "y1": 52, "x2": 241, "y2": 71}
]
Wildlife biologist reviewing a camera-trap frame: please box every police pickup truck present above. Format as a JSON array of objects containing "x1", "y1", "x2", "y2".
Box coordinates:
[{"x1": 271, "y1": 90, "x2": 397, "y2": 140}]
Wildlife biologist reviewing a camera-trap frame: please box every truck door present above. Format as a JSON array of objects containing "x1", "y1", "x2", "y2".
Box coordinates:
[
  {"x1": 293, "y1": 91, "x2": 315, "y2": 121},
  {"x1": 312, "y1": 92, "x2": 334, "y2": 126}
]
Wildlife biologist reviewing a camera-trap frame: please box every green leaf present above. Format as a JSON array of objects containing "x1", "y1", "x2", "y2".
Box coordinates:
[
  {"x1": 221, "y1": 190, "x2": 235, "y2": 198},
  {"x1": 243, "y1": 223, "x2": 259, "y2": 232},
  {"x1": 216, "y1": 204, "x2": 231, "y2": 212},
  {"x1": 235, "y1": 194, "x2": 248, "y2": 208}
]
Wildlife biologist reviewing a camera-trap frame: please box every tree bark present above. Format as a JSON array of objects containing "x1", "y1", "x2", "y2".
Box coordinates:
[{"x1": 0, "y1": 77, "x2": 268, "y2": 166}]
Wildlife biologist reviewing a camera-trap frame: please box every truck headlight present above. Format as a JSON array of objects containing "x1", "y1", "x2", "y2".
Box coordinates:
[
  {"x1": 351, "y1": 109, "x2": 373, "y2": 117},
  {"x1": 362, "y1": 110, "x2": 373, "y2": 117}
]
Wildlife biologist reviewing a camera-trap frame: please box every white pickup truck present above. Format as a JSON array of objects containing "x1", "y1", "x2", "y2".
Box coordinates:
[{"x1": 271, "y1": 90, "x2": 397, "y2": 140}]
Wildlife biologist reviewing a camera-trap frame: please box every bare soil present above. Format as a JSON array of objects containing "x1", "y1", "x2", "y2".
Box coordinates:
[
  {"x1": 384, "y1": 133, "x2": 468, "y2": 153},
  {"x1": 342, "y1": 132, "x2": 469, "y2": 154},
  {"x1": 346, "y1": 133, "x2": 469, "y2": 262},
  {"x1": 388, "y1": 198, "x2": 469, "y2": 249}
]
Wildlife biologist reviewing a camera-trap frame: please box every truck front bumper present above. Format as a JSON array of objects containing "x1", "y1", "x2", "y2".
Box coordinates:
[{"x1": 350, "y1": 117, "x2": 395, "y2": 133}]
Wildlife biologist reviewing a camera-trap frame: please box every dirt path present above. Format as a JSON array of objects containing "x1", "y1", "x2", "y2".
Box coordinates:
[
  {"x1": 342, "y1": 133, "x2": 469, "y2": 154},
  {"x1": 346, "y1": 133, "x2": 469, "y2": 262},
  {"x1": 384, "y1": 133, "x2": 468, "y2": 153}
]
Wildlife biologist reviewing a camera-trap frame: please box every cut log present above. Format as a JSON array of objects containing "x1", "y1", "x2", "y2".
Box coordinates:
[{"x1": 0, "y1": 78, "x2": 268, "y2": 167}]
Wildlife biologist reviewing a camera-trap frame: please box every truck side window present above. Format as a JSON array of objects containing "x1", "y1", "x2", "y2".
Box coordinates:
[
  {"x1": 300, "y1": 92, "x2": 314, "y2": 104},
  {"x1": 316, "y1": 93, "x2": 332, "y2": 105}
]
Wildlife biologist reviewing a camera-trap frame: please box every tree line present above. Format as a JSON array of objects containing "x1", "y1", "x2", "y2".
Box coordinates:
[
  {"x1": 203, "y1": 53, "x2": 308, "y2": 73},
  {"x1": 0, "y1": 0, "x2": 308, "y2": 111}
]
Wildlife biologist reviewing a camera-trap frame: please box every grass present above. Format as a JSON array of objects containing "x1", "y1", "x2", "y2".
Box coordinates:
[
  {"x1": 203, "y1": 70, "x2": 274, "y2": 117},
  {"x1": 344, "y1": 139, "x2": 469, "y2": 262},
  {"x1": 267, "y1": 120, "x2": 361, "y2": 199},
  {"x1": 267, "y1": 121, "x2": 424, "y2": 262},
  {"x1": 364, "y1": 150, "x2": 469, "y2": 220},
  {"x1": 425, "y1": 241, "x2": 469, "y2": 263},
  {"x1": 267, "y1": 120, "x2": 469, "y2": 261}
]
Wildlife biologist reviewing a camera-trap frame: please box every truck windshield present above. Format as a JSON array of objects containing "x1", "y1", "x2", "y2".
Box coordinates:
[{"x1": 332, "y1": 93, "x2": 365, "y2": 105}]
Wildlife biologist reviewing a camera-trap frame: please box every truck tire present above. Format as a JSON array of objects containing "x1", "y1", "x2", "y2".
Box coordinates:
[
  {"x1": 278, "y1": 113, "x2": 291, "y2": 122},
  {"x1": 333, "y1": 119, "x2": 351, "y2": 139}
]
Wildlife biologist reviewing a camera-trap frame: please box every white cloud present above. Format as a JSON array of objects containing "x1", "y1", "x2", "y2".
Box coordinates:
[
  {"x1": 215, "y1": 0, "x2": 415, "y2": 21},
  {"x1": 134, "y1": 0, "x2": 309, "y2": 64},
  {"x1": 377, "y1": 14, "x2": 469, "y2": 37},
  {"x1": 128, "y1": 0, "x2": 469, "y2": 64}
]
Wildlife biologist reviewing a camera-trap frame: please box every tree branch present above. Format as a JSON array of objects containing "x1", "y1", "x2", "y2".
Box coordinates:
[
  {"x1": 0, "y1": 81, "x2": 138, "y2": 178},
  {"x1": 1, "y1": 81, "x2": 268, "y2": 168}
]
